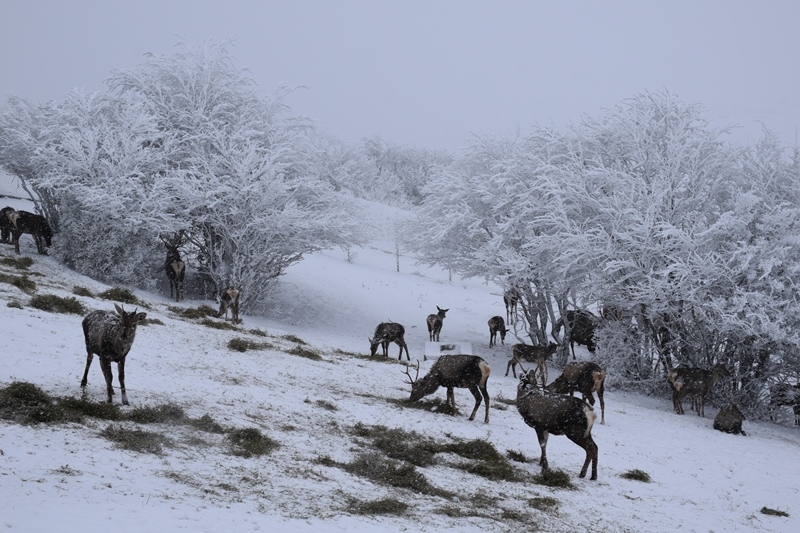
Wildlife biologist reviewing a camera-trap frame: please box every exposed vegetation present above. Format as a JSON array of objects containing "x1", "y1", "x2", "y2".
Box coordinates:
[
  {"x1": 169, "y1": 304, "x2": 218, "y2": 319},
  {"x1": 100, "y1": 424, "x2": 173, "y2": 455},
  {"x1": 532, "y1": 468, "x2": 575, "y2": 489},
  {"x1": 28, "y1": 294, "x2": 85, "y2": 314},
  {"x1": 346, "y1": 497, "x2": 409, "y2": 516},
  {"x1": 285, "y1": 345, "x2": 322, "y2": 361},
  {"x1": 760, "y1": 507, "x2": 789, "y2": 517},
  {"x1": 341, "y1": 451, "x2": 453, "y2": 498},
  {"x1": 1, "y1": 256, "x2": 34, "y2": 269},
  {"x1": 6, "y1": 300, "x2": 22, "y2": 309},
  {"x1": 98, "y1": 287, "x2": 144, "y2": 306},
  {"x1": 0, "y1": 272, "x2": 36, "y2": 294},
  {"x1": 528, "y1": 496, "x2": 560, "y2": 512},
  {"x1": 621, "y1": 469, "x2": 652, "y2": 483},
  {"x1": 226, "y1": 427, "x2": 280, "y2": 457},
  {"x1": 281, "y1": 334, "x2": 306, "y2": 345},
  {"x1": 199, "y1": 318, "x2": 238, "y2": 330},
  {"x1": 227, "y1": 337, "x2": 272, "y2": 352},
  {"x1": 72, "y1": 285, "x2": 94, "y2": 297},
  {"x1": 139, "y1": 317, "x2": 164, "y2": 326}
]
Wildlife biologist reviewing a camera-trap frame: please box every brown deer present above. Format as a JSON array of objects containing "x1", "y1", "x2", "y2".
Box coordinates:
[
  {"x1": 713, "y1": 402, "x2": 746, "y2": 436},
  {"x1": 403, "y1": 355, "x2": 491, "y2": 423},
  {"x1": 504, "y1": 288, "x2": 519, "y2": 322},
  {"x1": 11, "y1": 210, "x2": 53, "y2": 255},
  {"x1": 80, "y1": 304, "x2": 147, "y2": 405},
  {"x1": 548, "y1": 361, "x2": 606, "y2": 424},
  {"x1": 426, "y1": 306, "x2": 448, "y2": 342},
  {"x1": 218, "y1": 288, "x2": 240, "y2": 322},
  {"x1": 553, "y1": 309, "x2": 597, "y2": 359},
  {"x1": 488, "y1": 315, "x2": 510, "y2": 347},
  {"x1": 369, "y1": 322, "x2": 410, "y2": 360},
  {"x1": 667, "y1": 363, "x2": 730, "y2": 417},
  {"x1": 0, "y1": 206, "x2": 17, "y2": 244},
  {"x1": 769, "y1": 382, "x2": 800, "y2": 426},
  {"x1": 505, "y1": 343, "x2": 559, "y2": 386},
  {"x1": 160, "y1": 232, "x2": 185, "y2": 302},
  {"x1": 515, "y1": 367, "x2": 599, "y2": 480}
]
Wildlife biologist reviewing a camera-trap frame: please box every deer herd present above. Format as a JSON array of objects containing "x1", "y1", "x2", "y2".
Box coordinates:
[{"x1": 4, "y1": 204, "x2": 799, "y2": 482}]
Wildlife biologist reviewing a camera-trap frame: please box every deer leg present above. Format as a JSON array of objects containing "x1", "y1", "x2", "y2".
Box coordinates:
[
  {"x1": 673, "y1": 389, "x2": 684, "y2": 414},
  {"x1": 446, "y1": 387, "x2": 456, "y2": 414},
  {"x1": 467, "y1": 385, "x2": 482, "y2": 421},
  {"x1": 567, "y1": 429, "x2": 598, "y2": 480},
  {"x1": 80, "y1": 351, "x2": 94, "y2": 388},
  {"x1": 398, "y1": 341, "x2": 410, "y2": 361},
  {"x1": 535, "y1": 428, "x2": 549, "y2": 470},
  {"x1": 99, "y1": 358, "x2": 115, "y2": 403},
  {"x1": 480, "y1": 385, "x2": 490, "y2": 423},
  {"x1": 598, "y1": 389, "x2": 605, "y2": 424},
  {"x1": 118, "y1": 359, "x2": 128, "y2": 406}
]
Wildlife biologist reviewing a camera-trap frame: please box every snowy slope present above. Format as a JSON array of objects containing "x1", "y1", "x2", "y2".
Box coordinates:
[{"x1": 1, "y1": 224, "x2": 799, "y2": 532}]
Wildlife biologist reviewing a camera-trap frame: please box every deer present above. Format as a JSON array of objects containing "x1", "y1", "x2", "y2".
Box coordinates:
[
  {"x1": 553, "y1": 309, "x2": 597, "y2": 359},
  {"x1": 403, "y1": 355, "x2": 491, "y2": 423},
  {"x1": 515, "y1": 366, "x2": 599, "y2": 480},
  {"x1": 488, "y1": 315, "x2": 510, "y2": 347},
  {"x1": 0, "y1": 206, "x2": 17, "y2": 244},
  {"x1": 769, "y1": 382, "x2": 800, "y2": 426},
  {"x1": 160, "y1": 232, "x2": 186, "y2": 302},
  {"x1": 369, "y1": 321, "x2": 410, "y2": 360},
  {"x1": 80, "y1": 304, "x2": 147, "y2": 405},
  {"x1": 503, "y1": 288, "x2": 519, "y2": 322},
  {"x1": 667, "y1": 363, "x2": 731, "y2": 417},
  {"x1": 10, "y1": 210, "x2": 53, "y2": 255},
  {"x1": 713, "y1": 402, "x2": 747, "y2": 436},
  {"x1": 548, "y1": 361, "x2": 606, "y2": 424},
  {"x1": 505, "y1": 342, "x2": 559, "y2": 386},
  {"x1": 426, "y1": 306, "x2": 448, "y2": 342},
  {"x1": 217, "y1": 288, "x2": 240, "y2": 322}
]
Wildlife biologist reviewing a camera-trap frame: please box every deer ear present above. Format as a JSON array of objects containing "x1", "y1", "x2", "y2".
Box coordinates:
[
  {"x1": 136, "y1": 312, "x2": 147, "y2": 322},
  {"x1": 115, "y1": 303, "x2": 124, "y2": 315}
]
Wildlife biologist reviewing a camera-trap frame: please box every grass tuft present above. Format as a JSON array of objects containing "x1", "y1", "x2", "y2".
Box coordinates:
[
  {"x1": 139, "y1": 317, "x2": 164, "y2": 326},
  {"x1": 227, "y1": 427, "x2": 279, "y2": 457},
  {"x1": 29, "y1": 294, "x2": 86, "y2": 314},
  {"x1": 189, "y1": 414, "x2": 226, "y2": 434},
  {"x1": 72, "y1": 285, "x2": 94, "y2": 297},
  {"x1": 507, "y1": 450, "x2": 530, "y2": 463},
  {"x1": 621, "y1": 469, "x2": 652, "y2": 483},
  {"x1": 227, "y1": 337, "x2": 272, "y2": 352},
  {"x1": 58, "y1": 396, "x2": 122, "y2": 420},
  {"x1": 98, "y1": 287, "x2": 143, "y2": 306},
  {"x1": 342, "y1": 451, "x2": 452, "y2": 498},
  {"x1": 281, "y1": 334, "x2": 306, "y2": 345},
  {"x1": 100, "y1": 424, "x2": 172, "y2": 454},
  {"x1": 125, "y1": 403, "x2": 186, "y2": 424},
  {"x1": 7, "y1": 300, "x2": 23, "y2": 309},
  {"x1": 200, "y1": 318, "x2": 238, "y2": 330},
  {"x1": 347, "y1": 497, "x2": 409, "y2": 516},
  {"x1": 0, "y1": 272, "x2": 37, "y2": 294},
  {"x1": 286, "y1": 345, "x2": 322, "y2": 361},
  {"x1": 528, "y1": 496, "x2": 560, "y2": 512},
  {"x1": 1, "y1": 256, "x2": 34, "y2": 269},
  {"x1": 169, "y1": 304, "x2": 218, "y2": 319},
  {"x1": 760, "y1": 507, "x2": 789, "y2": 517},
  {"x1": 532, "y1": 468, "x2": 575, "y2": 489}
]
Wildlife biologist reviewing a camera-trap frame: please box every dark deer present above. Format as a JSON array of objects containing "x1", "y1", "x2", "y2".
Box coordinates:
[
  {"x1": 160, "y1": 232, "x2": 185, "y2": 302},
  {"x1": 504, "y1": 288, "x2": 519, "y2": 322},
  {"x1": 515, "y1": 367, "x2": 599, "y2": 480},
  {"x1": 403, "y1": 355, "x2": 491, "y2": 423},
  {"x1": 553, "y1": 309, "x2": 597, "y2": 359},
  {"x1": 769, "y1": 382, "x2": 800, "y2": 426},
  {"x1": 667, "y1": 363, "x2": 730, "y2": 417},
  {"x1": 11, "y1": 210, "x2": 53, "y2": 255},
  {"x1": 369, "y1": 322, "x2": 410, "y2": 360},
  {"x1": 80, "y1": 304, "x2": 147, "y2": 405},
  {"x1": 548, "y1": 361, "x2": 606, "y2": 424},
  {"x1": 0, "y1": 206, "x2": 17, "y2": 244},
  {"x1": 218, "y1": 288, "x2": 240, "y2": 322},
  {"x1": 505, "y1": 343, "x2": 559, "y2": 386},
  {"x1": 426, "y1": 306, "x2": 448, "y2": 342},
  {"x1": 713, "y1": 402, "x2": 746, "y2": 436},
  {"x1": 488, "y1": 316, "x2": 510, "y2": 347}
]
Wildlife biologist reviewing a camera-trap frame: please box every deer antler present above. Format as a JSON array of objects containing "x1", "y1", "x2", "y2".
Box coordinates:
[{"x1": 401, "y1": 360, "x2": 420, "y2": 384}]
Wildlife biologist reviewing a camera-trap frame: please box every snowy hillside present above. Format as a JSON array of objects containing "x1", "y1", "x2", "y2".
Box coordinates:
[{"x1": 1, "y1": 228, "x2": 799, "y2": 532}]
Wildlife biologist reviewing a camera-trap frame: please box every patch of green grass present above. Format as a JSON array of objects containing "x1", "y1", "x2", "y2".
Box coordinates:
[
  {"x1": 507, "y1": 450, "x2": 530, "y2": 463},
  {"x1": 347, "y1": 497, "x2": 409, "y2": 516},
  {"x1": 72, "y1": 285, "x2": 93, "y2": 297},
  {"x1": 314, "y1": 399, "x2": 338, "y2": 411},
  {"x1": 200, "y1": 318, "x2": 239, "y2": 330},
  {"x1": 342, "y1": 451, "x2": 452, "y2": 498},
  {"x1": 532, "y1": 468, "x2": 575, "y2": 489},
  {"x1": 189, "y1": 413, "x2": 226, "y2": 434},
  {"x1": 7, "y1": 300, "x2": 23, "y2": 309},
  {"x1": 125, "y1": 403, "x2": 186, "y2": 424},
  {"x1": 29, "y1": 294, "x2": 86, "y2": 314},
  {"x1": 100, "y1": 424, "x2": 172, "y2": 454},
  {"x1": 0, "y1": 273, "x2": 37, "y2": 294},
  {"x1": 1, "y1": 256, "x2": 34, "y2": 269},
  {"x1": 248, "y1": 328, "x2": 268, "y2": 337},
  {"x1": 227, "y1": 427, "x2": 279, "y2": 457},
  {"x1": 227, "y1": 337, "x2": 272, "y2": 352},
  {"x1": 281, "y1": 334, "x2": 306, "y2": 345},
  {"x1": 169, "y1": 304, "x2": 218, "y2": 319},
  {"x1": 334, "y1": 348, "x2": 360, "y2": 357},
  {"x1": 58, "y1": 396, "x2": 122, "y2": 421},
  {"x1": 98, "y1": 287, "x2": 143, "y2": 306},
  {"x1": 621, "y1": 469, "x2": 652, "y2": 483},
  {"x1": 139, "y1": 317, "x2": 164, "y2": 326},
  {"x1": 760, "y1": 507, "x2": 789, "y2": 517},
  {"x1": 528, "y1": 496, "x2": 560, "y2": 512},
  {"x1": 286, "y1": 345, "x2": 322, "y2": 361},
  {"x1": 351, "y1": 423, "x2": 439, "y2": 467},
  {"x1": 0, "y1": 382, "x2": 79, "y2": 424}
]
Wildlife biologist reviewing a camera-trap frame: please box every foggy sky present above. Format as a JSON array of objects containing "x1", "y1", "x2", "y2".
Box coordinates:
[{"x1": 2, "y1": 0, "x2": 799, "y2": 151}]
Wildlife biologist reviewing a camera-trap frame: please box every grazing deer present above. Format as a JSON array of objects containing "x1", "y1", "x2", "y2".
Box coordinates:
[
  {"x1": 667, "y1": 363, "x2": 730, "y2": 417},
  {"x1": 369, "y1": 322, "x2": 410, "y2": 360},
  {"x1": 515, "y1": 367, "x2": 599, "y2": 480},
  {"x1": 504, "y1": 288, "x2": 519, "y2": 322},
  {"x1": 769, "y1": 382, "x2": 800, "y2": 426},
  {"x1": 488, "y1": 315, "x2": 510, "y2": 347},
  {"x1": 403, "y1": 355, "x2": 491, "y2": 423},
  {"x1": 80, "y1": 304, "x2": 147, "y2": 405},
  {"x1": 714, "y1": 402, "x2": 746, "y2": 436},
  {"x1": 0, "y1": 206, "x2": 17, "y2": 244},
  {"x1": 553, "y1": 309, "x2": 597, "y2": 359},
  {"x1": 505, "y1": 343, "x2": 559, "y2": 385},
  {"x1": 217, "y1": 288, "x2": 240, "y2": 322},
  {"x1": 426, "y1": 306, "x2": 448, "y2": 342},
  {"x1": 11, "y1": 210, "x2": 53, "y2": 255},
  {"x1": 548, "y1": 361, "x2": 606, "y2": 424},
  {"x1": 160, "y1": 233, "x2": 186, "y2": 302}
]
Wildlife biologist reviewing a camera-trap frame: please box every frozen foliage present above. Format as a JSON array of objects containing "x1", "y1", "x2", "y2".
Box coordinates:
[{"x1": 408, "y1": 92, "x2": 800, "y2": 411}]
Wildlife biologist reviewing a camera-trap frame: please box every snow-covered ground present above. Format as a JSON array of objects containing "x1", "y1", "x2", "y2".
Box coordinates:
[{"x1": 1, "y1": 206, "x2": 799, "y2": 532}]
